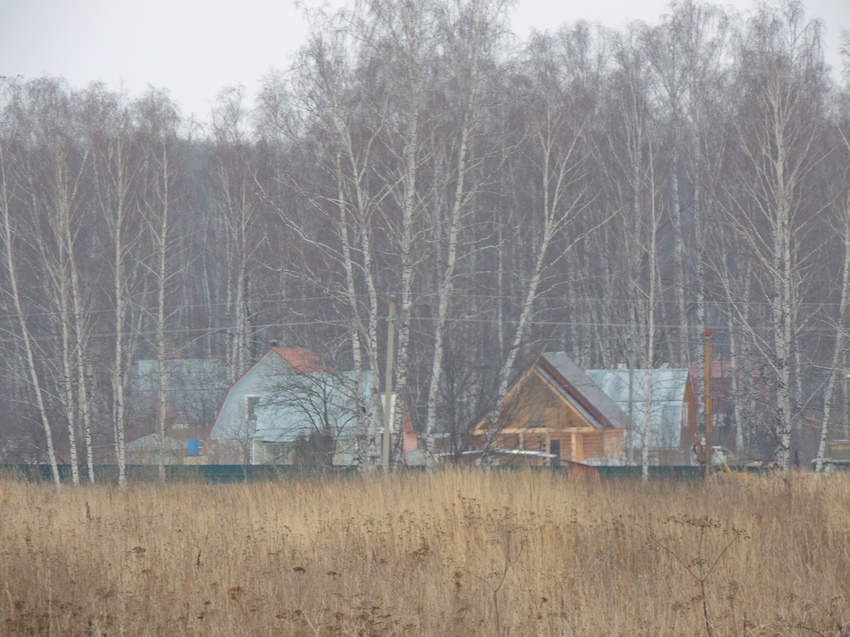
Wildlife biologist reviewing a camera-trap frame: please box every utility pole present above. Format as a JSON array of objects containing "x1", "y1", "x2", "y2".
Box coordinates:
[
  {"x1": 704, "y1": 328, "x2": 713, "y2": 480},
  {"x1": 382, "y1": 296, "x2": 396, "y2": 473},
  {"x1": 624, "y1": 335, "x2": 635, "y2": 464}
]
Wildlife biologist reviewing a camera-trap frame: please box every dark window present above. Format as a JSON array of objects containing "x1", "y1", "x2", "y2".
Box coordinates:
[
  {"x1": 246, "y1": 395, "x2": 260, "y2": 421},
  {"x1": 549, "y1": 440, "x2": 561, "y2": 468}
]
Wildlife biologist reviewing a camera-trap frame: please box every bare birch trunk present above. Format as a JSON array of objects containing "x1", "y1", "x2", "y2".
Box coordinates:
[
  {"x1": 113, "y1": 224, "x2": 129, "y2": 489},
  {"x1": 390, "y1": 113, "x2": 418, "y2": 466},
  {"x1": 425, "y1": 124, "x2": 470, "y2": 438},
  {"x1": 154, "y1": 143, "x2": 172, "y2": 483},
  {"x1": 336, "y1": 147, "x2": 382, "y2": 469},
  {"x1": 0, "y1": 146, "x2": 61, "y2": 487},
  {"x1": 641, "y1": 138, "x2": 660, "y2": 482},
  {"x1": 105, "y1": 143, "x2": 133, "y2": 488},
  {"x1": 814, "y1": 196, "x2": 850, "y2": 471}
]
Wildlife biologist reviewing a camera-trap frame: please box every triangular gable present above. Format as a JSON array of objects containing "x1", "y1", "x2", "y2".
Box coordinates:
[
  {"x1": 473, "y1": 352, "x2": 630, "y2": 434},
  {"x1": 212, "y1": 346, "x2": 323, "y2": 435},
  {"x1": 532, "y1": 367, "x2": 610, "y2": 430},
  {"x1": 540, "y1": 353, "x2": 631, "y2": 429}
]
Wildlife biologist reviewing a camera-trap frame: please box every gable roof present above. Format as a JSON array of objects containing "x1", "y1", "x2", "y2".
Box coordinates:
[
  {"x1": 212, "y1": 346, "x2": 324, "y2": 438},
  {"x1": 475, "y1": 351, "x2": 630, "y2": 433},
  {"x1": 540, "y1": 352, "x2": 631, "y2": 429},
  {"x1": 224, "y1": 346, "x2": 325, "y2": 393}
]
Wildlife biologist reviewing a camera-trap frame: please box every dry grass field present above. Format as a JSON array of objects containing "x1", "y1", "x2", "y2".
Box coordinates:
[{"x1": 1, "y1": 470, "x2": 850, "y2": 636}]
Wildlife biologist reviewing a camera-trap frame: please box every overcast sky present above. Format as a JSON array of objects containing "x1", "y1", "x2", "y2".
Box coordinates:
[{"x1": 2, "y1": 0, "x2": 848, "y2": 122}]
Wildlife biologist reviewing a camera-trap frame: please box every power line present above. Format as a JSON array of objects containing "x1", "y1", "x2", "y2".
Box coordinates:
[
  {"x1": 0, "y1": 290, "x2": 846, "y2": 325},
  {"x1": 1, "y1": 313, "x2": 848, "y2": 347}
]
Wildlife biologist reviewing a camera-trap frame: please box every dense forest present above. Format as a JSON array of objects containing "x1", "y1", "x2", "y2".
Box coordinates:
[{"x1": 1, "y1": 0, "x2": 849, "y2": 482}]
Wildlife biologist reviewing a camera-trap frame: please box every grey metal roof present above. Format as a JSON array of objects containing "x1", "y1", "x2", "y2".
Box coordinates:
[
  {"x1": 126, "y1": 434, "x2": 182, "y2": 452},
  {"x1": 541, "y1": 352, "x2": 631, "y2": 429},
  {"x1": 585, "y1": 368, "x2": 690, "y2": 449},
  {"x1": 135, "y1": 359, "x2": 227, "y2": 391},
  {"x1": 134, "y1": 359, "x2": 228, "y2": 428}
]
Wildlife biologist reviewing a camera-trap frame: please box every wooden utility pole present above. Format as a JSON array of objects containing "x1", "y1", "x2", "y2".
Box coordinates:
[
  {"x1": 704, "y1": 328, "x2": 713, "y2": 480},
  {"x1": 382, "y1": 297, "x2": 396, "y2": 473}
]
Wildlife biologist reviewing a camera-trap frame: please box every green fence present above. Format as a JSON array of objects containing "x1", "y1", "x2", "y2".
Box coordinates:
[
  {"x1": 0, "y1": 464, "x2": 360, "y2": 484},
  {"x1": 0, "y1": 463, "x2": 776, "y2": 484}
]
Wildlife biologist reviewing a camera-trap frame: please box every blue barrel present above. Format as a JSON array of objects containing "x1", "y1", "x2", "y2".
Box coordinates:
[{"x1": 187, "y1": 438, "x2": 201, "y2": 456}]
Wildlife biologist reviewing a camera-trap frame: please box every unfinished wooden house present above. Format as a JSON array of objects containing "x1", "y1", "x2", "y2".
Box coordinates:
[
  {"x1": 470, "y1": 352, "x2": 630, "y2": 466},
  {"x1": 470, "y1": 352, "x2": 699, "y2": 466}
]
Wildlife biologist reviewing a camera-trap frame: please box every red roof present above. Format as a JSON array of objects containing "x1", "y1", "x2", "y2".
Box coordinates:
[
  {"x1": 211, "y1": 346, "x2": 326, "y2": 434},
  {"x1": 269, "y1": 347, "x2": 326, "y2": 373}
]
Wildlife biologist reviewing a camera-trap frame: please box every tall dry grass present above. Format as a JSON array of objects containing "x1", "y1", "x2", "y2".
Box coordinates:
[{"x1": 1, "y1": 470, "x2": 849, "y2": 636}]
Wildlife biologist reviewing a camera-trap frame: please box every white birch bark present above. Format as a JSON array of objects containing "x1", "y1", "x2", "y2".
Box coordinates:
[
  {"x1": 423, "y1": 124, "x2": 469, "y2": 439},
  {"x1": 814, "y1": 204, "x2": 850, "y2": 471},
  {"x1": 264, "y1": 21, "x2": 390, "y2": 467},
  {"x1": 41, "y1": 153, "x2": 85, "y2": 486},
  {"x1": 210, "y1": 89, "x2": 261, "y2": 384},
  {"x1": 719, "y1": 6, "x2": 826, "y2": 468},
  {"x1": 814, "y1": 121, "x2": 850, "y2": 471},
  {"x1": 641, "y1": 137, "x2": 660, "y2": 482},
  {"x1": 92, "y1": 116, "x2": 138, "y2": 488},
  {"x1": 483, "y1": 103, "x2": 600, "y2": 458},
  {"x1": 422, "y1": 0, "x2": 508, "y2": 440},
  {"x1": 0, "y1": 142, "x2": 61, "y2": 486},
  {"x1": 132, "y1": 91, "x2": 185, "y2": 481},
  {"x1": 150, "y1": 120, "x2": 176, "y2": 482}
]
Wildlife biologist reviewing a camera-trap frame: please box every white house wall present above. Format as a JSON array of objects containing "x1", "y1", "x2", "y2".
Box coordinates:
[{"x1": 211, "y1": 352, "x2": 292, "y2": 442}]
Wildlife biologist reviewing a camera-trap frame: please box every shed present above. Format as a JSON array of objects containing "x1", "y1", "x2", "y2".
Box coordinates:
[{"x1": 585, "y1": 367, "x2": 698, "y2": 465}]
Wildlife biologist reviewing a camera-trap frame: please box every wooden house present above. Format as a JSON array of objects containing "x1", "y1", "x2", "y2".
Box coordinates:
[
  {"x1": 470, "y1": 352, "x2": 630, "y2": 466},
  {"x1": 470, "y1": 352, "x2": 699, "y2": 466}
]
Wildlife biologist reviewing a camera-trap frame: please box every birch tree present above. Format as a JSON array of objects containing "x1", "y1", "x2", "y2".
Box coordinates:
[
  {"x1": 813, "y1": 98, "x2": 850, "y2": 471},
  {"x1": 88, "y1": 92, "x2": 142, "y2": 487},
  {"x1": 604, "y1": 28, "x2": 668, "y2": 476},
  {"x1": 480, "y1": 26, "x2": 607, "y2": 460},
  {"x1": 136, "y1": 90, "x2": 184, "y2": 482},
  {"x1": 420, "y1": 0, "x2": 510, "y2": 439},
  {"x1": 813, "y1": 193, "x2": 850, "y2": 471},
  {"x1": 721, "y1": 2, "x2": 829, "y2": 468},
  {"x1": 644, "y1": 1, "x2": 730, "y2": 365},
  {"x1": 0, "y1": 80, "x2": 61, "y2": 486},
  {"x1": 265, "y1": 7, "x2": 393, "y2": 467},
  {"x1": 208, "y1": 88, "x2": 266, "y2": 383},
  {"x1": 20, "y1": 82, "x2": 101, "y2": 485}
]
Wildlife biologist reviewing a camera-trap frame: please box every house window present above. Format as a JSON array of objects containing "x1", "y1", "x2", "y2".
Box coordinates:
[
  {"x1": 549, "y1": 439, "x2": 561, "y2": 469},
  {"x1": 265, "y1": 442, "x2": 287, "y2": 465},
  {"x1": 246, "y1": 395, "x2": 260, "y2": 422}
]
